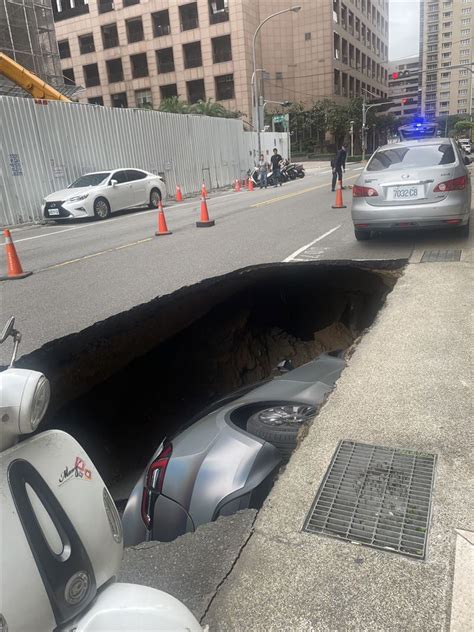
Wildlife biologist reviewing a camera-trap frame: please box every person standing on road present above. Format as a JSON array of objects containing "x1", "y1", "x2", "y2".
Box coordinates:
[
  {"x1": 257, "y1": 154, "x2": 270, "y2": 189},
  {"x1": 331, "y1": 144, "x2": 347, "y2": 192},
  {"x1": 271, "y1": 148, "x2": 283, "y2": 187}
]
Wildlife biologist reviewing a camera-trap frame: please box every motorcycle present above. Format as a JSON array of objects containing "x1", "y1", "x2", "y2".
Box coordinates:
[{"x1": 0, "y1": 317, "x2": 203, "y2": 632}]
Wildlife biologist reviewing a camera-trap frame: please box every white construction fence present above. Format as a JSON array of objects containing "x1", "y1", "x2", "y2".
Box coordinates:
[{"x1": 0, "y1": 97, "x2": 289, "y2": 226}]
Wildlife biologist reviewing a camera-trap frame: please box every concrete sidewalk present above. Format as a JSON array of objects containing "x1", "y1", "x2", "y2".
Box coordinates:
[{"x1": 204, "y1": 246, "x2": 473, "y2": 630}]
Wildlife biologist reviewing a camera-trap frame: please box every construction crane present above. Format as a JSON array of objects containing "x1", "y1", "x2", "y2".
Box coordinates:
[{"x1": 0, "y1": 52, "x2": 71, "y2": 102}]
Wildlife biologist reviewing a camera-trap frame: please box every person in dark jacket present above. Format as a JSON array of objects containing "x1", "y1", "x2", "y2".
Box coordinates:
[
  {"x1": 270, "y1": 148, "x2": 283, "y2": 186},
  {"x1": 331, "y1": 144, "x2": 347, "y2": 191}
]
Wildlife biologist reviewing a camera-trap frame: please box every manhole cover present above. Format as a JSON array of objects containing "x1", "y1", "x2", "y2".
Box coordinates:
[
  {"x1": 421, "y1": 249, "x2": 461, "y2": 263},
  {"x1": 303, "y1": 441, "x2": 436, "y2": 559}
]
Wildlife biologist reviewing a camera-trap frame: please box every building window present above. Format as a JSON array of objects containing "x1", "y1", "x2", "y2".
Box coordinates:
[
  {"x1": 123, "y1": 0, "x2": 139, "y2": 5},
  {"x1": 160, "y1": 83, "x2": 178, "y2": 100},
  {"x1": 305, "y1": 32, "x2": 311, "y2": 40},
  {"x1": 63, "y1": 68, "x2": 75, "y2": 85},
  {"x1": 152, "y1": 10, "x2": 171, "y2": 37},
  {"x1": 126, "y1": 17, "x2": 144, "y2": 43},
  {"x1": 112, "y1": 92, "x2": 128, "y2": 108},
  {"x1": 275, "y1": 72, "x2": 283, "y2": 80},
  {"x1": 212, "y1": 35, "x2": 232, "y2": 63},
  {"x1": 83, "y1": 63, "x2": 100, "y2": 87},
  {"x1": 458, "y1": 99, "x2": 468, "y2": 105},
  {"x1": 461, "y1": 18, "x2": 471, "y2": 25},
  {"x1": 130, "y1": 53, "x2": 149, "y2": 78},
  {"x1": 102, "y1": 23, "x2": 119, "y2": 49},
  {"x1": 88, "y1": 96, "x2": 104, "y2": 105},
  {"x1": 183, "y1": 41, "x2": 202, "y2": 69},
  {"x1": 215, "y1": 74, "x2": 234, "y2": 100},
  {"x1": 461, "y1": 29, "x2": 471, "y2": 35},
  {"x1": 459, "y1": 90, "x2": 468, "y2": 96},
  {"x1": 458, "y1": 109, "x2": 468, "y2": 114},
  {"x1": 186, "y1": 78, "x2": 205, "y2": 103},
  {"x1": 462, "y1": 7, "x2": 472, "y2": 14},
  {"x1": 179, "y1": 2, "x2": 199, "y2": 31},
  {"x1": 98, "y1": 0, "x2": 114, "y2": 14},
  {"x1": 443, "y1": 31, "x2": 452, "y2": 37},
  {"x1": 156, "y1": 48, "x2": 175, "y2": 74},
  {"x1": 209, "y1": 0, "x2": 229, "y2": 24},
  {"x1": 135, "y1": 88, "x2": 152, "y2": 108},
  {"x1": 79, "y1": 33, "x2": 95, "y2": 54},
  {"x1": 106, "y1": 58, "x2": 123, "y2": 83},
  {"x1": 460, "y1": 49, "x2": 470, "y2": 56},
  {"x1": 58, "y1": 40, "x2": 71, "y2": 59},
  {"x1": 53, "y1": 0, "x2": 90, "y2": 21},
  {"x1": 459, "y1": 79, "x2": 469, "y2": 86}
]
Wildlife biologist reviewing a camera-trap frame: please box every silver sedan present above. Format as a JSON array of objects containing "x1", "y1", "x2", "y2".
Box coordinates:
[{"x1": 351, "y1": 138, "x2": 471, "y2": 240}]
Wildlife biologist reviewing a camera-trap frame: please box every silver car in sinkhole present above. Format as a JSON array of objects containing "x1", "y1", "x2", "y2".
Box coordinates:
[{"x1": 122, "y1": 352, "x2": 345, "y2": 545}]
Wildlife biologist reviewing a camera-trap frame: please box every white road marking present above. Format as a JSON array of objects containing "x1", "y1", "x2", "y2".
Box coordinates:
[
  {"x1": 283, "y1": 225, "x2": 342, "y2": 262},
  {"x1": 353, "y1": 166, "x2": 364, "y2": 170},
  {"x1": 320, "y1": 169, "x2": 333, "y2": 174}
]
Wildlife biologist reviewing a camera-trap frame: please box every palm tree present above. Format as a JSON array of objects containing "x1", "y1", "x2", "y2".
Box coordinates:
[
  {"x1": 190, "y1": 99, "x2": 228, "y2": 117},
  {"x1": 158, "y1": 97, "x2": 189, "y2": 114}
]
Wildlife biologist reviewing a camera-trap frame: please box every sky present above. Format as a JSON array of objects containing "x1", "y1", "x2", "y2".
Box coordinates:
[{"x1": 389, "y1": 0, "x2": 420, "y2": 61}]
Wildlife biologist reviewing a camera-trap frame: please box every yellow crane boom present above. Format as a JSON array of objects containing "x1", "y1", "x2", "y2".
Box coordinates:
[{"x1": 0, "y1": 52, "x2": 71, "y2": 102}]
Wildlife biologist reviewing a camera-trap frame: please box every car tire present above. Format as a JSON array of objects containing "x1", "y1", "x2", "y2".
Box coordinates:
[
  {"x1": 246, "y1": 404, "x2": 317, "y2": 460},
  {"x1": 149, "y1": 188, "x2": 162, "y2": 210},
  {"x1": 355, "y1": 228, "x2": 371, "y2": 241},
  {"x1": 94, "y1": 197, "x2": 111, "y2": 220}
]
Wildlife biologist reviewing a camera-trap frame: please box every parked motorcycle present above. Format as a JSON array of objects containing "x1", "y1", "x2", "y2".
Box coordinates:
[{"x1": 0, "y1": 317, "x2": 203, "y2": 632}]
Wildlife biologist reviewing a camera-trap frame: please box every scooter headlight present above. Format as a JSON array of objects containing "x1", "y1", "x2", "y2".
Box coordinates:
[{"x1": 30, "y1": 375, "x2": 51, "y2": 430}]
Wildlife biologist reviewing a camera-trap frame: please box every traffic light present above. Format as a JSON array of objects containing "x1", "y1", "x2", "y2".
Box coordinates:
[
  {"x1": 401, "y1": 98, "x2": 415, "y2": 105},
  {"x1": 391, "y1": 70, "x2": 411, "y2": 80}
]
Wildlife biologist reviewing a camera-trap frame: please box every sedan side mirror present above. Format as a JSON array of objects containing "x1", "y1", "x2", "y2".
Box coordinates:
[
  {"x1": 464, "y1": 156, "x2": 472, "y2": 166},
  {"x1": 110, "y1": 179, "x2": 118, "y2": 186}
]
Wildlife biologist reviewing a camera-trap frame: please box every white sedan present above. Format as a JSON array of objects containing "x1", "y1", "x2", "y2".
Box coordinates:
[{"x1": 42, "y1": 169, "x2": 166, "y2": 220}]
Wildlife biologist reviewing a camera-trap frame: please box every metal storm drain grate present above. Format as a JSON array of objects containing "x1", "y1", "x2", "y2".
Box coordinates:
[
  {"x1": 421, "y1": 249, "x2": 462, "y2": 263},
  {"x1": 303, "y1": 441, "x2": 436, "y2": 559}
]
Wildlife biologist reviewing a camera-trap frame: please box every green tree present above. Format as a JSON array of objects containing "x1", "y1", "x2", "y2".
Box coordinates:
[
  {"x1": 158, "y1": 97, "x2": 189, "y2": 114},
  {"x1": 326, "y1": 102, "x2": 350, "y2": 145},
  {"x1": 454, "y1": 120, "x2": 473, "y2": 138},
  {"x1": 190, "y1": 98, "x2": 228, "y2": 117}
]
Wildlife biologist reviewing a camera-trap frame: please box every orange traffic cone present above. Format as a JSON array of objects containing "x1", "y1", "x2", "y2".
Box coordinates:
[
  {"x1": 248, "y1": 177, "x2": 254, "y2": 192},
  {"x1": 331, "y1": 179, "x2": 347, "y2": 209},
  {"x1": 201, "y1": 182, "x2": 208, "y2": 199},
  {"x1": 1, "y1": 229, "x2": 32, "y2": 280},
  {"x1": 155, "y1": 200, "x2": 172, "y2": 236},
  {"x1": 175, "y1": 185, "x2": 183, "y2": 202},
  {"x1": 196, "y1": 196, "x2": 215, "y2": 228},
  {"x1": 234, "y1": 179, "x2": 241, "y2": 192}
]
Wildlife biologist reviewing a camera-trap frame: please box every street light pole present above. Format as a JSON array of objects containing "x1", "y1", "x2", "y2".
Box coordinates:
[
  {"x1": 361, "y1": 97, "x2": 394, "y2": 161},
  {"x1": 252, "y1": 6, "x2": 301, "y2": 158}
]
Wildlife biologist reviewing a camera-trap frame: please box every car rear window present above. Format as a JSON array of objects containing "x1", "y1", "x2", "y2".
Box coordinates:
[
  {"x1": 367, "y1": 144, "x2": 456, "y2": 171},
  {"x1": 69, "y1": 173, "x2": 110, "y2": 187}
]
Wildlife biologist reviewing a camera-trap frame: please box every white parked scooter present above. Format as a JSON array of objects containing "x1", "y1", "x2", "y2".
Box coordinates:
[{"x1": 0, "y1": 317, "x2": 204, "y2": 632}]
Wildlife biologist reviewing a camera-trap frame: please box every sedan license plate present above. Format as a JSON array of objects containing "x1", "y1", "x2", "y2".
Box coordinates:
[
  {"x1": 387, "y1": 185, "x2": 422, "y2": 201},
  {"x1": 48, "y1": 208, "x2": 60, "y2": 216}
]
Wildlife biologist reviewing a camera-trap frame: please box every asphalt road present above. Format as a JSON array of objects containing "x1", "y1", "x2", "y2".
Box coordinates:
[{"x1": 1, "y1": 162, "x2": 471, "y2": 361}]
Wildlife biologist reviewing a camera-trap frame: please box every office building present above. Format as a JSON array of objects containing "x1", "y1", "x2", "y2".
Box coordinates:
[
  {"x1": 52, "y1": 0, "x2": 389, "y2": 115},
  {"x1": 419, "y1": 0, "x2": 473, "y2": 118}
]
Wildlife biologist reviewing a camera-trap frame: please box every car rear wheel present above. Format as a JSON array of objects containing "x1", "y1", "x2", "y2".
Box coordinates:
[
  {"x1": 94, "y1": 197, "x2": 110, "y2": 220},
  {"x1": 149, "y1": 188, "x2": 162, "y2": 209},
  {"x1": 355, "y1": 228, "x2": 371, "y2": 241},
  {"x1": 246, "y1": 404, "x2": 317, "y2": 460}
]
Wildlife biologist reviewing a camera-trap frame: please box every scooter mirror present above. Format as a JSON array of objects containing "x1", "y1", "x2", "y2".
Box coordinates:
[{"x1": 0, "y1": 316, "x2": 15, "y2": 343}]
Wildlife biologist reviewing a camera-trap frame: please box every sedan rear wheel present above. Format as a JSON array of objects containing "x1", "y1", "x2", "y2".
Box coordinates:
[
  {"x1": 94, "y1": 197, "x2": 110, "y2": 220},
  {"x1": 354, "y1": 228, "x2": 371, "y2": 241},
  {"x1": 247, "y1": 404, "x2": 317, "y2": 460}
]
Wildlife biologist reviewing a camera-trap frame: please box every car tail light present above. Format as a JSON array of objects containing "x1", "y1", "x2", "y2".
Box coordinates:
[
  {"x1": 433, "y1": 176, "x2": 467, "y2": 192},
  {"x1": 141, "y1": 442, "x2": 172, "y2": 529},
  {"x1": 353, "y1": 185, "x2": 378, "y2": 197}
]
